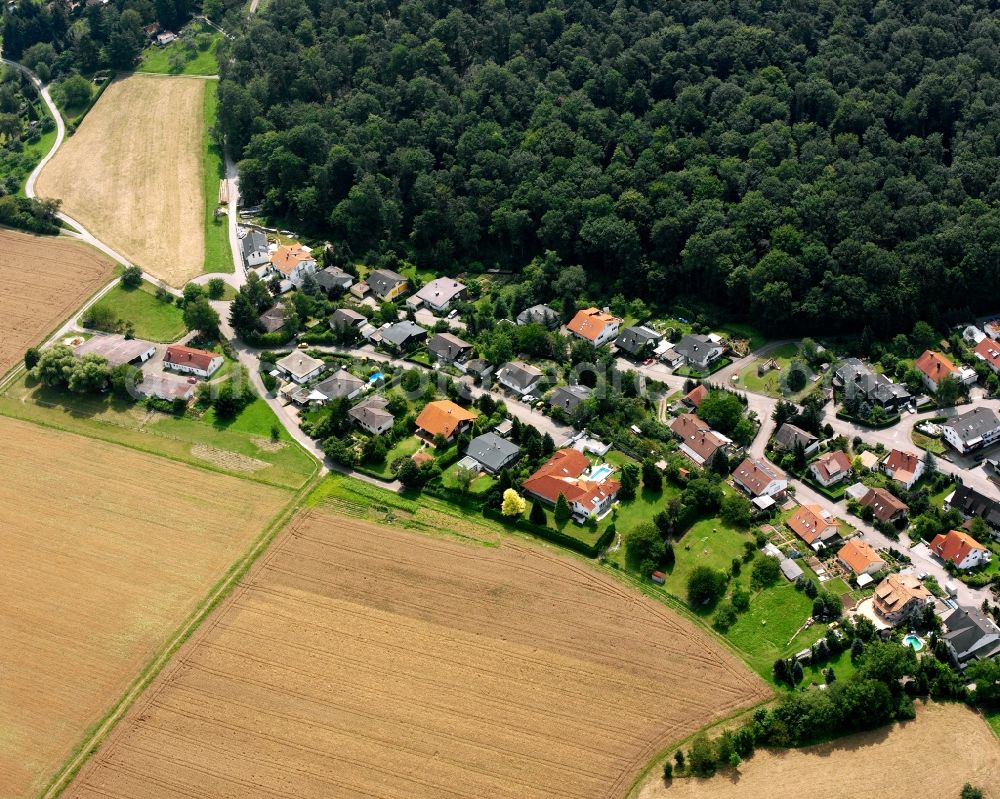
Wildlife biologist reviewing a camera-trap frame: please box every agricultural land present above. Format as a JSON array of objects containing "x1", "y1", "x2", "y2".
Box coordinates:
[
  {"x1": 0, "y1": 228, "x2": 114, "y2": 377},
  {"x1": 62, "y1": 505, "x2": 770, "y2": 799},
  {"x1": 34, "y1": 74, "x2": 207, "y2": 286},
  {"x1": 0, "y1": 416, "x2": 291, "y2": 799}
]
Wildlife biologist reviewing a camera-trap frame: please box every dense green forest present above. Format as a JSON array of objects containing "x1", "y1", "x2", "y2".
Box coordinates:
[{"x1": 226, "y1": 1, "x2": 1000, "y2": 331}]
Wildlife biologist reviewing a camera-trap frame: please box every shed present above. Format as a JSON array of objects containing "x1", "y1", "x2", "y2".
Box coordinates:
[{"x1": 779, "y1": 558, "x2": 804, "y2": 581}]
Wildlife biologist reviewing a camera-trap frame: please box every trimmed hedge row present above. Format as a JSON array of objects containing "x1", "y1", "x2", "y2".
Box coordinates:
[
  {"x1": 834, "y1": 409, "x2": 901, "y2": 429},
  {"x1": 483, "y1": 506, "x2": 615, "y2": 557}
]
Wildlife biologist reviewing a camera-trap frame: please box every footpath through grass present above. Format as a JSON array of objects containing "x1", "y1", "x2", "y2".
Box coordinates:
[
  {"x1": 201, "y1": 83, "x2": 232, "y2": 274},
  {"x1": 90, "y1": 281, "x2": 186, "y2": 342}
]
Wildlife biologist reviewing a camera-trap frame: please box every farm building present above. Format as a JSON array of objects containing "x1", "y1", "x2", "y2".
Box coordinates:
[
  {"x1": 164, "y1": 344, "x2": 223, "y2": 378},
  {"x1": 73, "y1": 334, "x2": 155, "y2": 366},
  {"x1": 135, "y1": 373, "x2": 195, "y2": 402}
]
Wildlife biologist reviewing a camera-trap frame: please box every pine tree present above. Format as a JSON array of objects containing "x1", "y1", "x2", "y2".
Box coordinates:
[
  {"x1": 793, "y1": 438, "x2": 807, "y2": 472},
  {"x1": 554, "y1": 493, "x2": 572, "y2": 523},
  {"x1": 791, "y1": 659, "x2": 804, "y2": 684},
  {"x1": 529, "y1": 499, "x2": 546, "y2": 525}
]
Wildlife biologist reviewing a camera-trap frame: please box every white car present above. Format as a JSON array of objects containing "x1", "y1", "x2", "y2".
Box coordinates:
[
  {"x1": 523, "y1": 394, "x2": 536, "y2": 403},
  {"x1": 447, "y1": 309, "x2": 459, "y2": 319}
]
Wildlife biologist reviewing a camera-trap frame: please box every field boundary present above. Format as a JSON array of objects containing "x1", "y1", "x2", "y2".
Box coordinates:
[{"x1": 39, "y1": 466, "x2": 322, "y2": 799}]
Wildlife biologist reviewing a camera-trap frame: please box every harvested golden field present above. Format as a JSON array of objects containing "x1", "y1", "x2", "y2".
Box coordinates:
[
  {"x1": 0, "y1": 417, "x2": 290, "y2": 799},
  {"x1": 65, "y1": 511, "x2": 769, "y2": 799},
  {"x1": 0, "y1": 228, "x2": 114, "y2": 377},
  {"x1": 637, "y1": 702, "x2": 1000, "y2": 799},
  {"x1": 35, "y1": 74, "x2": 206, "y2": 286}
]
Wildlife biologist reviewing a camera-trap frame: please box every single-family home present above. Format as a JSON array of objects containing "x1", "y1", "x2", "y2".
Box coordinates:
[
  {"x1": 732, "y1": 457, "x2": 787, "y2": 499},
  {"x1": 73, "y1": 334, "x2": 155, "y2": 366},
  {"x1": 872, "y1": 573, "x2": 933, "y2": 626},
  {"x1": 614, "y1": 325, "x2": 662, "y2": 359},
  {"x1": 941, "y1": 407, "x2": 1000, "y2": 454},
  {"x1": 427, "y1": 332, "x2": 473, "y2": 363},
  {"x1": 407, "y1": 277, "x2": 467, "y2": 312},
  {"x1": 673, "y1": 334, "x2": 725, "y2": 371},
  {"x1": 464, "y1": 358, "x2": 493, "y2": 382},
  {"x1": 683, "y1": 383, "x2": 709, "y2": 409},
  {"x1": 516, "y1": 304, "x2": 560, "y2": 329},
  {"x1": 377, "y1": 321, "x2": 427, "y2": 353},
  {"x1": 946, "y1": 482, "x2": 1000, "y2": 536},
  {"x1": 986, "y1": 320, "x2": 1000, "y2": 341},
  {"x1": 259, "y1": 305, "x2": 286, "y2": 333},
  {"x1": 549, "y1": 384, "x2": 592, "y2": 414},
  {"x1": 942, "y1": 606, "x2": 1000, "y2": 666},
  {"x1": 566, "y1": 307, "x2": 622, "y2": 347},
  {"x1": 670, "y1": 413, "x2": 731, "y2": 467},
  {"x1": 313, "y1": 369, "x2": 365, "y2": 402},
  {"x1": 787, "y1": 504, "x2": 840, "y2": 550},
  {"x1": 858, "y1": 487, "x2": 908, "y2": 524},
  {"x1": 275, "y1": 352, "x2": 324, "y2": 384},
  {"x1": 964, "y1": 325, "x2": 987, "y2": 345},
  {"x1": 809, "y1": 450, "x2": 852, "y2": 487},
  {"x1": 915, "y1": 349, "x2": 960, "y2": 393},
  {"x1": 155, "y1": 30, "x2": 177, "y2": 46},
  {"x1": 496, "y1": 361, "x2": 544, "y2": 396},
  {"x1": 465, "y1": 432, "x2": 521, "y2": 474},
  {"x1": 415, "y1": 400, "x2": 476, "y2": 443},
  {"x1": 837, "y1": 539, "x2": 886, "y2": 577},
  {"x1": 269, "y1": 244, "x2": 317, "y2": 287},
  {"x1": 880, "y1": 448, "x2": 925, "y2": 489},
  {"x1": 929, "y1": 529, "x2": 992, "y2": 570},
  {"x1": 975, "y1": 337, "x2": 1000, "y2": 375},
  {"x1": 163, "y1": 344, "x2": 223, "y2": 378},
  {"x1": 135, "y1": 373, "x2": 194, "y2": 402},
  {"x1": 348, "y1": 395, "x2": 394, "y2": 435},
  {"x1": 522, "y1": 448, "x2": 620, "y2": 522},
  {"x1": 330, "y1": 307, "x2": 367, "y2": 331},
  {"x1": 367, "y1": 269, "x2": 409, "y2": 301},
  {"x1": 240, "y1": 229, "x2": 269, "y2": 269},
  {"x1": 313, "y1": 266, "x2": 354, "y2": 296},
  {"x1": 772, "y1": 422, "x2": 819, "y2": 455},
  {"x1": 833, "y1": 358, "x2": 912, "y2": 410}
]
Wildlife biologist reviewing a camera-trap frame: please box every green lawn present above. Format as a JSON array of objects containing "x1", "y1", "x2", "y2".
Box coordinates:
[
  {"x1": 717, "y1": 321, "x2": 768, "y2": 352},
  {"x1": 912, "y1": 430, "x2": 946, "y2": 455},
  {"x1": 364, "y1": 435, "x2": 422, "y2": 478},
  {"x1": 441, "y1": 462, "x2": 496, "y2": 495},
  {"x1": 734, "y1": 343, "x2": 818, "y2": 399},
  {"x1": 90, "y1": 281, "x2": 186, "y2": 342},
  {"x1": 201, "y1": 83, "x2": 232, "y2": 274},
  {"x1": 138, "y1": 33, "x2": 221, "y2": 75},
  {"x1": 611, "y1": 485, "x2": 676, "y2": 533},
  {"x1": 661, "y1": 516, "x2": 750, "y2": 595},
  {"x1": 986, "y1": 709, "x2": 1000, "y2": 739}
]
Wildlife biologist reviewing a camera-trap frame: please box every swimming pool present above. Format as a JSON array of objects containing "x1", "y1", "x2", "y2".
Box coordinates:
[
  {"x1": 369, "y1": 371, "x2": 385, "y2": 383},
  {"x1": 589, "y1": 464, "x2": 613, "y2": 481},
  {"x1": 903, "y1": 634, "x2": 925, "y2": 652}
]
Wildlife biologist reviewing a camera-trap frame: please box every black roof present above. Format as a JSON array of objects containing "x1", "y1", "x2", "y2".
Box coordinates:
[{"x1": 949, "y1": 482, "x2": 1000, "y2": 529}]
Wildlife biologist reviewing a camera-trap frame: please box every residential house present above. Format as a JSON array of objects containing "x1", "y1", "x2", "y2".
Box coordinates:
[
  {"x1": 946, "y1": 482, "x2": 1000, "y2": 536},
  {"x1": 964, "y1": 325, "x2": 987, "y2": 345},
  {"x1": 348, "y1": 395, "x2": 394, "y2": 435},
  {"x1": 163, "y1": 344, "x2": 223, "y2": 378},
  {"x1": 275, "y1": 352, "x2": 324, "y2": 384},
  {"x1": 269, "y1": 244, "x2": 317, "y2": 287},
  {"x1": 330, "y1": 308, "x2": 367, "y2": 331},
  {"x1": 377, "y1": 321, "x2": 427, "y2": 353},
  {"x1": 683, "y1": 383, "x2": 709, "y2": 408},
  {"x1": 135, "y1": 373, "x2": 194, "y2": 402},
  {"x1": 614, "y1": 325, "x2": 662, "y2": 359},
  {"x1": 881, "y1": 448, "x2": 925, "y2": 489},
  {"x1": 858, "y1": 487, "x2": 909, "y2": 524},
  {"x1": 942, "y1": 407, "x2": 1000, "y2": 454},
  {"x1": 464, "y1": 358, "x2": 493, "y2": 382},
  {"x1": 240, "y1": 229, "x2": 269, "y2": 269},
  {"x1": 73, "y1": 334, "x2": 155, "y2": 366},
  {"x1": 465, "y1": 432, "x2": 521, "y2": 474},
  {"x1": 314, "y1": 267, "x2": 354, "y2": 296},
  {"x1": 259, "y1": 305, "x2": 286, "y2": 333},
  {"x1": 566, "y1": 307, "x2": 622, "y2": 347},
  {"x1": 857, "y1": 450, "x2": 881, "y2": 471},
  {"x1": 549, "y1": 384, "x2": 592, "y2": 414},
  {"x1": 407, "y1": 277, "x2": 467, "y2": 312},
  {"x1": 673, "y1": 334, "x2": 725, "y2": 371},
  {"x1": 837, "y1": 539, "x2": 887, "y2": 577},
  {"x1": 833, "y1": 358, "x2": 912, "y2": 410},
  {"x1": 732, "y1": 457, "x2": 787, "y2": 499},
  {"x1": 915, "y1": 349, "x2": 959, "y2": 393},
  {"x1": 367, "y1": 269, "x2": 409, "y2": 301},
  {"x1": 787, "y1": 504, "x2": 840, "y2": 550},
  {"x1": 809, "y1": 450, "x2": 852, "y2": 487},
  {"x1": 772, "y1": 423, "x2": 819, "y2": 455},
  {"x1": 155, "y1": 31, "x2": 176, "y2": 45},
  {"x1": 975, "y1": 337, "x2": 1000, "y2": 375},
  {"x1": 313, "y1": 369, "x2": 365, "y2": 402},
  {"x1": 516, "y1": 304, "x2": 560, "y2": 329},
  {"x1": 986, "y1": 320, "x2": 1000, "y2": 341},
  {"x1": 522, "y1": 448, "x2": 620, "y2": 522},
  {"x1": 415, "y1": 400, "x2": 476, "y2": 443},
  {"x1": 143, "y1": 21, "x2": 161, "y2": 38},
  {"x1": 496, "y1": 361, "x2": 544, "y2": 396},
  {"x1": 929, "y1": 529, "x2": 992, "y2": 570},
  {"x1": 670, "y1": 413, "x2": 731, "y2": 467},
  {"x1": 427, "y1": 332, "x2": 472, "y2": 364},
  {"x1": 942, "y1": 606, "x2": 1000, "y2": 666},
  {"x1": 872, "y1": 573, "x2": 933, "y2": 626}
]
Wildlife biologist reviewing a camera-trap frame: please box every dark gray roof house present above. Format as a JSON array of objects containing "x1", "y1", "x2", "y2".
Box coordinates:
[
  {"x1": 378, "y1": 320, "x2": 427, "y2": 352},
  {"x1": 943, "y1": 606, "x2": 1000, "y2": 666},
  {"x1": 942, "y1": 407, "x2": 1000, "y2": 452},
  {"x1": 549, "y1": 384, "x2": 592, "y2": 413},
  {"x1": 947, "y1": 482, "x2": 1000, "y2": 532},
  {"x1": 314, "y1": 369, "x2": 365, "y2": 401},
  {"x1": 496, "y1": 360, "x2": 544, "y2": 395},
  {"x1": 465, "y1": 432, "x2": 521, "y2": 474},
  {"x1": 331, "y1": 308, "x2": 367, "y2": 330},
  {"x1": 773, "y1": 422, "x2": 819, "y2": 453},
  {"x1": 834, "y1": 358, "x2": 912, "y2": 409},
  {"x1": 464, "y1": 358, "x2": 493, "y2": 380},
  {"x1": 614, "y1": 325, "x2": 662, "y2": 357},
  {"x1": 674, "y1": 334, "x2": 724, "y2": 370},
  {"x1": 259, "y1": 304, "x2": 286, "y2": 333},
  {"x1": 427, "y1": 332, "x2": 472, "y2": 362},
  {"x1": 516, "y1": 304, "x2": 560, "y2": 329},
  {"x1": 367, "y1": 269, "x2": 409, "y2": 300},
  {"x1": 241, "y1": 229, "x2": 269, "y2": 268},
  {"x1": 348, "y1": 395, "x2": 395, "y2": 435},
  {"x1": 314, "y1": 266, "x2": 354, "y2": 295}
]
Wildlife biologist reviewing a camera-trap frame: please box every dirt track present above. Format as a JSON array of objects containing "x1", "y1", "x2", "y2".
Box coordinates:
[
  {"x1": 64, "y1": 511, "x2": 769, "y2": 799},
  {"x1": 0, "y1": 417, "x2": 290, "y2": 799},
  {"x1": 0, "y1": 228, "x2": 114, "y2": 377},
  {"x1": 35, "y1": 74, "x2": 206, "y2": 286},
  {"x1": 636, "y1": 701, "x2": 1000, "y2": 799}
]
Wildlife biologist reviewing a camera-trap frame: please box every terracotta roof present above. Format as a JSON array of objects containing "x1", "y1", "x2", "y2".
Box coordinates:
[
  {"x1": 414, "y1": 400, "x2": 476, "y2": 439},
  {"x1": 859, "y1": 487, "x2": 908, "y2": 523},
  {"x1": 684, "y1": 384, "x2": 709, "y2": 407},
  {"x1": 670, "y1": 413, "x2": 726, "y2": 464},
  {"x1": 810, "y1": 450, "x2": 852, "y2": 482},
  {"x1": 270, "y1": 244, "x2": 314, "y2": 276},
  {"x1": 873, "y1": 573, "x2": 931, "y2": 618},
  {"x1": 837, "y1": 538, "x2": 885, "y2": 574},
  {"x1": 882, "y1": 449, "x2": 920, "y2": 483},
  {"x1": 522, "y1": 449, "x2": 619, "y2": 507},
  {"x1": 975, "y1": 337, "x2": 1000, "y2": 370},
  {"x1": 566, "y1": 307, "x2": 620, "y2": 341},
  {"x1": 787, "y1": 504, "x2": 837, "y2": 545},
  {"x1": 164, "y1": 344, "x2": 218, "y2": 372},
  {"x1": 915, "y1": 349, "x2": 958, "y2": 381},
  {"x1": 732, "y1": 457, "x2": 785, "y2": 497},
  {"x1": 930, "y1": 529, "x2": 988, "y2": 566}
]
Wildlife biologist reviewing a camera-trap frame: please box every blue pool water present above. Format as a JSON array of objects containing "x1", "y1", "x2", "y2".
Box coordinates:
[
  {"x1": 589, "y1": 464, "x2": 613, "y2": 481},
  {"x1": 369, "y1": 372, "x2": 385, "y2": 383},
  {"x1": 903, "y1": 634, "x2": 925, "y2": 652}
]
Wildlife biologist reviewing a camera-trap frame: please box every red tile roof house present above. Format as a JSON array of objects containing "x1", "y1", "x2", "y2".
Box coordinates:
[
  {"x1": 930, "y1": 529, "x2": 992, "y2": 570},
  {"x1": 808, "y1": 449, "x2": 852, "y2": 487},
  {"x1": 522, "y1": 449, "x2": 620, "y2": 523},
  {"x1": 975, "y1": 337, "x2": 1000, "y2": 375},
  {"x1": 669, "y1": 413, "x2": 731, "y2": 467},
  {"x1": 858, "y1": 487, "x2": 909, "y2": 524},
  {"x1": 163, "y1": 345, "x2": 223, "y2": 378},
  {"x1": 683, "y1": 383, "x2": 709, "y2": 408},
  {"x1": 732, "y1": 457, "x2": 787, "y2": 499},
  {"x1": 915, "y1": 349, "x2": 959, "y2": 393},
  {"x1": 837, "y1": 538, "x2": 887, "y2": 576},
  {"x1": 787, "y1": 504, "x2": 840, "y2": 551},
  {"x1": 880, "y1": 448, "x2": 925, "y2": 489},
  {"x1": 566, "y1": 307, "x2": 622, "y2": 347}
]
